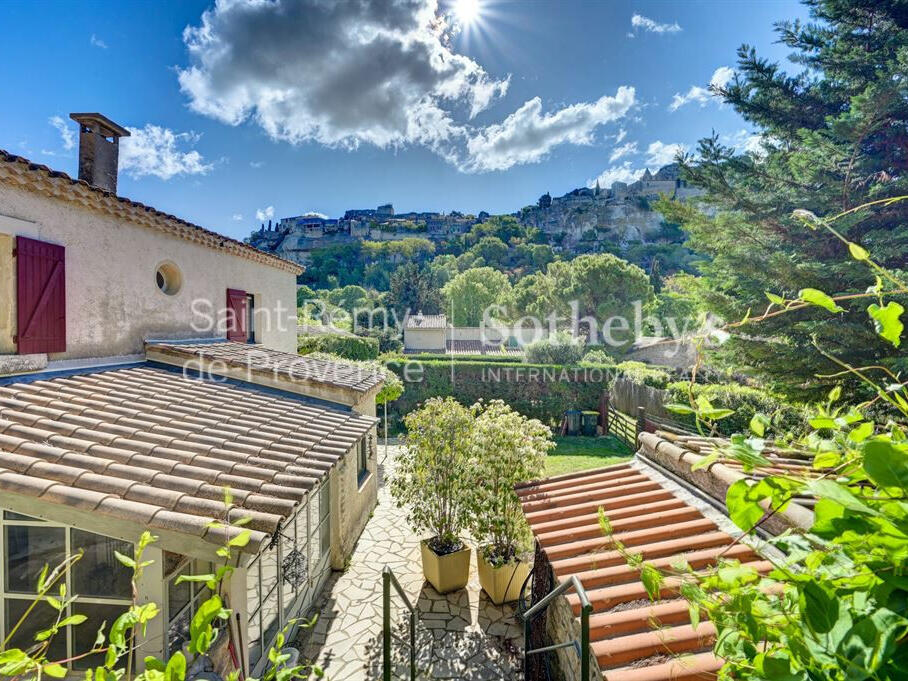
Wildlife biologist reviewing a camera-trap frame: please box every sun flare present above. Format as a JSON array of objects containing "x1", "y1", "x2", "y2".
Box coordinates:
[{"x1": 453, "y1": 0, "x2": 482, "y2": 27}]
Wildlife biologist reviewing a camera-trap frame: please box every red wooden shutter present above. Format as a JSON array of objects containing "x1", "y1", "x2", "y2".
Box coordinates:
[
  {"x1": 226, "y1": 288, "x2": 247, "y2": 342},
  {"x1": 15, "y1": 236, "x2": 66, "y2": 355}
]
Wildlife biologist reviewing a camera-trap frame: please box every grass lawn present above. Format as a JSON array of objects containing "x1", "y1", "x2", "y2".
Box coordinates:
[{"x1": 544, "y1": 435, "x2": 633, "y2": 477}]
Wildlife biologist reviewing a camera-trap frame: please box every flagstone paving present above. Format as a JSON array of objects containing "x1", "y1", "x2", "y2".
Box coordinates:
[{"x1": 297, "y1": 445, "x2": 524, "y2": 680}]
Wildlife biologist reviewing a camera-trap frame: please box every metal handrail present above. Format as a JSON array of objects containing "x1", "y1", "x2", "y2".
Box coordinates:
[
  {"x1": 382, "y1": 566, "x2": 416, "y2": 681},
  {"x1": 520, "y1": 574, "x2": 592, "y2": 681}
]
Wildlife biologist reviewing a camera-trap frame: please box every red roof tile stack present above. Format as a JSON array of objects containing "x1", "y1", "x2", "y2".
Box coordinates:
[{"x1": 517, "y1": 462, "x2": 773, "y2": 681}]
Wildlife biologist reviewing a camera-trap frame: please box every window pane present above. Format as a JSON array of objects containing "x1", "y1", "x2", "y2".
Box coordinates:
[
  {"x1": 73, "y1": 602, "x2": 129, "y2": 670},
  {"x1": 167, "y1": 606, "x2": 192, "y2": 657},
  {"x1": 4, "y1": 597, "x2": 67, "y2": 661},
  {"x1": 247, "y1": 608, "x2": 262, "y2": 670},
  {"x1": 280, "y1": 532, "x2": 296, "y2": 624},
  {"x1": 168, "y1": 573, "x2": 191, "y2": 620},
  {"x1": 261, "y1": 545, "x2": 278, "y2": 600},
  {"x1": 5, "y1": 525, "x2": 65, "y2": 593},
  {"x1": 319, "y1": 484, "x2": 331, "y2": 557},
  {"x1": 262, "y1": 586, "x2": 280, "y2": 653},
  {"x1": 246, "y1": 558, "x2": 261, "y2": 609},
  {"x1": 71, "y1": 530, "x2": 133, "y2": 599},
  {"x1": 3, "y1": 511, "x2": 43, "y2": 521}
]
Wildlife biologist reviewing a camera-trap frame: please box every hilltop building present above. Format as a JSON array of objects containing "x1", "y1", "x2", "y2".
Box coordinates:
[
  {"x1": 246, "y1": 164, "x2": 701, "y2": 269},
  {"x1": 0, "y1": 113, "x2": 383, "y2": 677}
]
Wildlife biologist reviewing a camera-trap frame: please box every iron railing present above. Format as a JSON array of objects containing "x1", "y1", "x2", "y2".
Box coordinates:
[
  {"x1": 520, "y1": 574, "x2": 593, "y2": 681},
  {"x1": 382, "y1": 566, "x2": 417, "y2": 681}
]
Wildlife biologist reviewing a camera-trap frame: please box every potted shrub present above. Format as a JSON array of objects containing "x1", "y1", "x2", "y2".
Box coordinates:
[
  {"x1": 469, "y1": 400, "x2": 554, "y2": 604},
  {"x1": 391, "y1": 397, "x2": 474, "y2": 593}
]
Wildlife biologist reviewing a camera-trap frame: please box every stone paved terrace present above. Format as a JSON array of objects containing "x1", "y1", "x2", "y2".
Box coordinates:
[{"x1": 297, "y1": 444, "x2": 523, "y2": 680}]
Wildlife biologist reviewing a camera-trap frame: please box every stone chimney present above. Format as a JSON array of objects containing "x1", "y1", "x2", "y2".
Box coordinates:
[{"x1": 69, "y1": 113, "x2": 130, "y2": 194}]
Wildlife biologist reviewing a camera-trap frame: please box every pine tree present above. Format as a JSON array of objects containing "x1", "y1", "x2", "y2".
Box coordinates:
[{"x1": 661, "y1": 0, "x2": 908, "y2": 400}]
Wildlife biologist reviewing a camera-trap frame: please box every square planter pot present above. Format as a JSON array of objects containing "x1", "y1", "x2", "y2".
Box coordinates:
[
  {"x1": 420, "y1": 540, "x2": 471, "y2": 594},
  {"x1": 477, "y1": 552, "x2": 532, "y2": 605}
]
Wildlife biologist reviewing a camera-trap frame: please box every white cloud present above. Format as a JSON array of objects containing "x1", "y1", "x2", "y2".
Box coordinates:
[
  {"x1": 256, "y1": 206, "x2": 275, "y2": 222},
  {"x1": 302, "y1": 211, "x2": 328, "y2": 219},
  {"x1": 249, "y1": 161, "x2": 265, "y2": 168},
  {"x1": 588, "y1": 162, "x2": 642, "y2": 189},
  {"x1": 232, "y1": 213, "x2": 244, "y2": 221},
  {"x1": 669, "y1": 66, "x2": 734, "y2": 112},
  {"x1": 645, "y1": 141, "x2": 686, "y2": 167},
  {"x1": 631, "y1": 13, "x2": 681, "y2": 34},
  {"x1": 119, "y1": 125, "x2": 212, "y2": 180},
  {"x1": 49, "y1": 116, "x2": 75, "y2": 151},
  {"x1": 614, "y1": 128, "x2": 628, "y2": 144},
  {"x1": 723, "y1": 129, "x2": 768, "y2": 156},
  {"x1": 710, "y1": 66, "x2": 735, "y2": 90},
  {"x1": 177, "y1": 0, "x2": 633, "y2": 173},
  {"x1": 462, "y1": 87, "x2": 635, "y2": 172},
  {"x1": 609, "y1": 141, "x2": 637, "y2": 162},
  {"x1": 90, "y1": 34, "x2": 108, "y2": 49}
]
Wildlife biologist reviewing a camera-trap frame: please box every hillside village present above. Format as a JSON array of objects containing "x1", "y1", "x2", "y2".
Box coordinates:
[{"x1": 247, "y1": 164, "x2": 701, "y2": 268}]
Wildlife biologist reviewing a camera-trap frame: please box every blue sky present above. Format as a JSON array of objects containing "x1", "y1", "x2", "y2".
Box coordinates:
[{"x1": 0, "y1": 0, "x2": 808, "y2": 241}]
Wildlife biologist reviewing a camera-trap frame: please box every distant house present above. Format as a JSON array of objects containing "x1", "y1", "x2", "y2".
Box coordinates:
[
  {"x1": 403, "y1": 313, "x2": 523, "y2": 356},
  {"x1": 0, "y1": 113, "x2": 383, "y2": 676}
]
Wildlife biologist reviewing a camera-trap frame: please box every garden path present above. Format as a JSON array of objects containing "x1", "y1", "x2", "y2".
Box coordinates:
[{"x1": 297, "y1": 444, "x2": 524, "y2": 680}]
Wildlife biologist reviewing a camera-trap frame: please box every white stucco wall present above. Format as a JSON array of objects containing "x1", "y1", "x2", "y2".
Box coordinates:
[
  {"x1": 0, "y1": 184, "x2": 298, "y2": 360},
  {"x1": 403, "y1": 326, "x2": 446, "y2": 351}
]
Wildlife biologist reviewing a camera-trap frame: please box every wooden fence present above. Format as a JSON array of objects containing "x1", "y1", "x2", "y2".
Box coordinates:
[{"x1": 598, "y1": 390, "x2": 695, "y2": 451}]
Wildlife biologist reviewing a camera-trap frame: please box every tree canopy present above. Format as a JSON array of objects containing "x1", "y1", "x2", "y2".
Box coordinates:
[{"x1": 660, "y1": 0, "x2": 908, "y2": 400}]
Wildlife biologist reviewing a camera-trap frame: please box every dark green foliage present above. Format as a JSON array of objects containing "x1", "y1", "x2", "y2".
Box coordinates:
[
  {"x1": 298, "y1": 334, "x2": 379, "y2": 360},
  {"x1": 615, "y1": 361, "x2": 673, "y2": 389},
  {"x1": 388, "y1": 262, "x2": 442, "y2": 316},
  {"x1": 359, "y1": 327, "x2": 403, "y2": 354},
  {"x1": 384, "y1": 359, "x2": 608, "y2": 429},
  {"x1": 663, "y1": 380, "x2": 806, "y2": 437},
  {"x1": 661, "y1": 0, "x2": 908, "y2": 400}
]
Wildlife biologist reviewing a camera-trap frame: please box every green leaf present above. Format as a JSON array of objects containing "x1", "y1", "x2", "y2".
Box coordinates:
[
  {"x1": 43, "y1": 663, "x2": 68, "y2": 678},
  {"x1": 640, "y1": 563, "x2": 662, "y2": 601},
  {"x1": 765, "y1": 292, "x2": 786, "y2": 305},
  {"x1": 799, "y1": 288, "x2": 844, "y2": 313},
  {"x1": 863, "y1": 440, "x2": 908, "y2": 491},
  {"x1": 46, "y1": 596, "x2": 63, "y2": 611},
  {"x1": 58, "y1": 614, "x2": 87, "y2": 628},
  {"x1": 749, "y1": 412, "x2": 769, "y2": 437},
  {"x1": 867, "y1": 301, "x2": 904, "y2": 348},
  {"x1": 726, "y1": 479, "x2": 765, "y2": 531},
  {"x1": 114, "y1": 551, "x2": 136, "y2": 569},
  {"x1": 848, "y1": 421, "x2": 874, "y2": 443},
  {"x1": 227, "y1": 530, "x2": 252, "y2": 548},
  {"x1": 164, "y1": 651, "x2": 186, "y2": 681},
  {"x1": 848, "y1": 241, "x2": 870, "y2": 261},
  {"x1": 665, "y1": 403, "x2": 696, "y2": 415},
  {"x1": 806, "y1": 479, "x2": 878, "y2": 516},
  {"x1": 800, "y1": 581, "x2": 838, "y2": 634}
]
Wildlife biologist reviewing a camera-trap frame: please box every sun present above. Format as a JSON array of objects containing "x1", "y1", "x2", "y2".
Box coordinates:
[{"x1": 453, "y1": 0, "x2": 482, "y2": 27}]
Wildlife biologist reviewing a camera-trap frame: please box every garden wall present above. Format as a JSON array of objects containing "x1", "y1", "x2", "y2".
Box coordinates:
[{"x1": 385, "y1": 359, "x2": 608, "y2": 428}]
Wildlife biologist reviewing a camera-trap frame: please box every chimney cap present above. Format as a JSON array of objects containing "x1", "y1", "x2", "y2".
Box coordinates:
[{"x1": 69, "y1": 113, "x2": 130, "y2": 138}]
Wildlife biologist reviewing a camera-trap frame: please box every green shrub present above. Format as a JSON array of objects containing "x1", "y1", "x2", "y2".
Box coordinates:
[
  {"x1": 581, "y1": 348, "x2": 615, "y2": 365},
  {"x1": 298, "y1": 333, "x2": 379, "y2": 360},
  {"x1": 524, "y1": 331, "x2": 584, "y2": 365},
  {"x1": 385, "y1": 359, "x2": 608, "y2": 430},
  {"x1": 398, "y1": 353, "x2": 523, "y2": 364},
  {"x1": 616, "y1": 360, "x2": 673, "y2": 389},
  {"x1": 663, "y1": 381, "x2": 806, "y2": 437}
]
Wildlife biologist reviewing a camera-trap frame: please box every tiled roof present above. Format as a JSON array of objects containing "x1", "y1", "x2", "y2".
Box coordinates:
[
  {"x1": 146, "y1": 341, "x2": 385, "y2": 394},
  {"x1": 406, "y1": 314, "x2": 447, "y2": 329},
  {"x1": 517, "y1": 462, "x2": 772, "y2": 680},
  {"x1": 0, "y1": 365, "x2": 377, "y2": 555},
  {"x1": 445, "y1": 340, "x2": 523, "y2": 356},
  {"x1": 0, "y1": 150, "x2": 302, "y2": 275}
]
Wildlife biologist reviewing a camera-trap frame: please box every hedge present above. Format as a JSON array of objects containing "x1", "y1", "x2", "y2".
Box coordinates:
[
  {"x1": 662, "y1": 381, "x2": 807, "y2": 437},
  {"x1": 615, "y1": 361, "x2": 673, "y2": 389},
  {"x1": 396, "y1": 353, "x2": 526, "y2": 364},
  {"x1": 385, "y1": 359, "x2": 609, "y2": 430},
  {"x1": 298, "y1": 334, "x2": 379, "y2": 360}
]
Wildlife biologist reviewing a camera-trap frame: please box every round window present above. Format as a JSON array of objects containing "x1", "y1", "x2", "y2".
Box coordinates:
[{"x1": 155, "y1": 262, "x2": 182, "y2": 296}]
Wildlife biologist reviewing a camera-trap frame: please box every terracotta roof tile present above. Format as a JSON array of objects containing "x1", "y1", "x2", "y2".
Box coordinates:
[
  {"x1": 0, "y1": 365, "x2": 377, "y2": 554},
  {"x1": 146, "y1": 341, "x2": 385, "y2": 394},
  {"x1": 517, "y1": 462, "x2": 770, "y2": 679}
]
